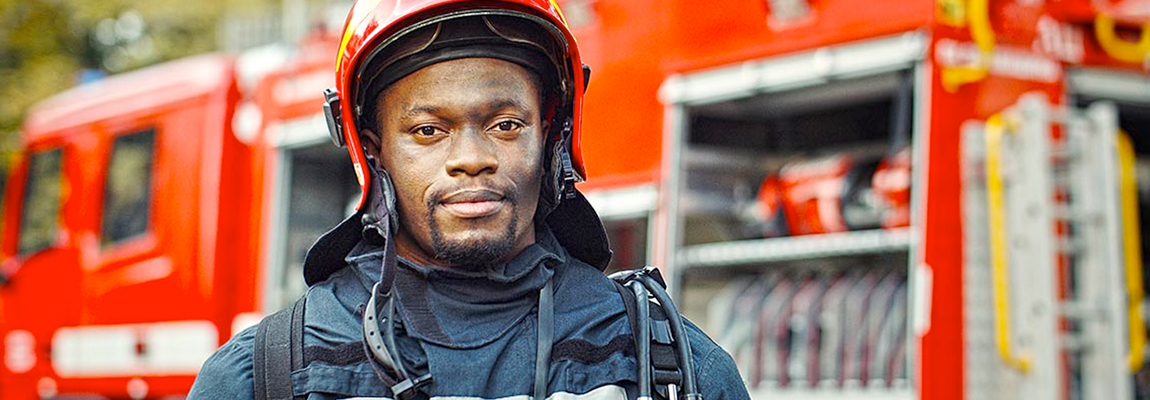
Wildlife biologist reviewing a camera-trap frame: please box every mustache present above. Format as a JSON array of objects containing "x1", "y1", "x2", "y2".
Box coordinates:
[{"x1": 426, "y1": 180, "x2": 519, "y2": 207}]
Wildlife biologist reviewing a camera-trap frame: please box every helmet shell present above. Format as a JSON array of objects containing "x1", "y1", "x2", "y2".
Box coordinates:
[{"x1": 333, "y1": 0, "x2": 587, "y2": 210}]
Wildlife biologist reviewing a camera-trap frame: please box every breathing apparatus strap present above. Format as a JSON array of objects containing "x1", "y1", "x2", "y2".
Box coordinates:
[
  {"x1": 534, "y1": 278, "x2": 555, "y2": 400},
  {"x1": 253, "y1": 295, "x2": 307, "y2": 400},
  {"x1": 609, "y1": 267, "x2": 704, "y2": 400}
]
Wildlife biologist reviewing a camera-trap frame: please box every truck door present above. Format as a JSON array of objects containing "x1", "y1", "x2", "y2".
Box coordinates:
[{"x1": 0, "y1": 143, "x2": 82, "y2": 399}]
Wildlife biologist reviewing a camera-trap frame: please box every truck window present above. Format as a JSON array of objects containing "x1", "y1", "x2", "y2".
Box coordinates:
[
  {"x1": 265, "y1": 141, "x2": 358, "y2": 311},
  {"x1": 18, "y1": 148, "x2": 63, "y2": 255},
  {"x1": 101, "y1": 129, "x2": 155, "y2": 246}
]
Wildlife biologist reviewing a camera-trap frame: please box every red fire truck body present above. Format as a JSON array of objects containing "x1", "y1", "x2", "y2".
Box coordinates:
[
  {"x1": 0, "y1": 55, "x2": 258, "y2": 398},
  {"x1": 1, "y1": 0, "x2": 1149, "y2": 399}
]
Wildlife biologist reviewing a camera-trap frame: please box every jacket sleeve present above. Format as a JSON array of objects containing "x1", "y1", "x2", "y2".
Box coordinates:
[
  {"x1": 187, "y1": 325, "x2": 258, "y2": 400},
  {"x1": 686, "y1": 321, "x2": 752, "y2": 400}
]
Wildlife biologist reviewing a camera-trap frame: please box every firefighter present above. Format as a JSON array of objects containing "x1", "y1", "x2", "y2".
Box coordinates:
[{"x1": 189, "y1": 0, "x2": 749, "y2": 399}]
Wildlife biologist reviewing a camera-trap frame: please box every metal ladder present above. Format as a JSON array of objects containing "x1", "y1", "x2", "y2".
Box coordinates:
[{"x1": 961, "y1": 94, "x2": 1147, "y2": 400}]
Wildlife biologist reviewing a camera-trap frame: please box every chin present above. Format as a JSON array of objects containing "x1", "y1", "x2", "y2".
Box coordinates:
[
  {"x1": 431, "y1": 228, "x2": 520, "y2": 268},
  {"x1": 426, "y1": 201, "x2": 530, "y2": 268}
]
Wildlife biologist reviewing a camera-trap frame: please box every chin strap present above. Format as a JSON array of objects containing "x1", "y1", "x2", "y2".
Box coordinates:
[
  {"x1": 360, "y1": 162, "x2": 435, "y2": 399},
  {"x1": 361, "y1": 199, "x2": 434, "y2": 400},
  {"x1": 361, "y1": 162, "x2": 398, "y2": 239},
  {"x1": 363, "y1": 282, "x2": 434, "y2": 400},
  {"x1": 557, "y1": 148, "x2": 578, "y2": 201}
]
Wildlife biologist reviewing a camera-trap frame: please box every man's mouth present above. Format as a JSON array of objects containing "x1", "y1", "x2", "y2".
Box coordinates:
[{"x1": 438, "y1": 189, "x2": 506, "y2": 218}]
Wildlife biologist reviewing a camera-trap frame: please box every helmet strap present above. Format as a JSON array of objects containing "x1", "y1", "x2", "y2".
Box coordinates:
[
  {"x1": 536, "y1": 115, "x2": 574, "y2": 219},
  {"x1": 555, "y1": 118, "x2": 578, "y2": 201},
  {"x1": 323, "y1": 88, "x2": 346, "y2": 147},
  {"x1": 361, "y1": 161, "x2": 399, "y2": 243},
  {"x1": 557, "y1": 148, "x2": 577, "y2": 201}
]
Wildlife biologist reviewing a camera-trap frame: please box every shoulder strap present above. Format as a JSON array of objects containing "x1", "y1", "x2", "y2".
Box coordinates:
[
  {"x1": 253, "y1": 295, "x2": 308, "y2": 400},
  {"x1": 610, "y1": 272, "x2": 684, "y2": 400},
  {"x1": 612, "y1": 280, "x2": 640, "y2": 334}
]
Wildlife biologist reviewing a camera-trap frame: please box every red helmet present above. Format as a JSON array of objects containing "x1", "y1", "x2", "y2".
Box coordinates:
[{"x1": 324, "y1": 0, "x2": 589, "y2": 211}]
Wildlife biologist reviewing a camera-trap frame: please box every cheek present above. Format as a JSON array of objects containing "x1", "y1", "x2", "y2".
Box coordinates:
[
  {"x1": 387, "y1": 168, "x2": 436, "y2": 241},
  {"x1": 379, "y1": 148, "x2": 435, "y2": 212},
  {"x1": 512, "y1": 139, "x2": 546, "y2": 197}
]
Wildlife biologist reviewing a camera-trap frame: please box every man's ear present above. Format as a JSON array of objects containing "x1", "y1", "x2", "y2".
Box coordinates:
[{"x1": 361, "y1": 129, "x2": 382, "y2": 158}]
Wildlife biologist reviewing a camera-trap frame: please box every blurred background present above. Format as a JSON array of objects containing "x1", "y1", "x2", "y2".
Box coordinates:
[
  {"x1": 1, "y1": 0, "x2": 1149, "y2": 400},
  {"x1": 0, "y1": 0, "x2": 307, "y2": 170}
]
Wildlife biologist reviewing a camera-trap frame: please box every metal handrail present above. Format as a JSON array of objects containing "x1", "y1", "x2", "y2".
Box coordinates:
[
  {"x1": 1115, "y1": 131, "x2": 1148, "y2": 372},
  {"x1": 984, "y1": 113, "x2": 1032, "y2": 373}
]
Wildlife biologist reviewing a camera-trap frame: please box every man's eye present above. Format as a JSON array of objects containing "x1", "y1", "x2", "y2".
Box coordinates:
[
  {"x1": 416, "y1": 126, "x2": 439, "y2": 136},
  {"x1": 496, "y1": 121, "x2": 520, "y2": 131}
]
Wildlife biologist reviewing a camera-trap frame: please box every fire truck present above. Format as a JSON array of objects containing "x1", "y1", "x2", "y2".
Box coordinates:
[{"x1": 1, "y1": 0, "x2": 1149, "y2": 399}]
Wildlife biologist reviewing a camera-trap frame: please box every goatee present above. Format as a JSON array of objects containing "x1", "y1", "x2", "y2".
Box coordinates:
[{"x1": 427, "y1": 198, "x2": 520, "y2": 271}]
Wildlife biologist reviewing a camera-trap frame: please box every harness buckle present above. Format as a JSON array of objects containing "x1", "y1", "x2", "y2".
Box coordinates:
[{"x1": 392, "y1": 374, "x2": 433, "y2": 400}]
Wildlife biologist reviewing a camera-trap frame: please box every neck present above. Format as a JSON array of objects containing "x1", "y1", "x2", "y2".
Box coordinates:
[{"x1": 389, "y1": 227, "x2": 560, "y2": 348}]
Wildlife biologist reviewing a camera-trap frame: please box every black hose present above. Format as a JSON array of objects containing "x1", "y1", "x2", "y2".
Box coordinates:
[
  {"x1": 628, "y1": 281, "x2": 652, "y2": 400},
  {"x1": 638, "y1": 274, "x2": 700, "y2": 400}
]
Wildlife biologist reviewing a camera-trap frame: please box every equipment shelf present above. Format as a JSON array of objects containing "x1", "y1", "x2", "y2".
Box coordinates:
[{"x1": 679, "y1": 228, "x2": 912, "y2": 269}]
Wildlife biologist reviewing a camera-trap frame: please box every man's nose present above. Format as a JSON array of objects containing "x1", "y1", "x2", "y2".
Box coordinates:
[{"x1": 445, "y1": 128, "x2": 499, "y2": 176}]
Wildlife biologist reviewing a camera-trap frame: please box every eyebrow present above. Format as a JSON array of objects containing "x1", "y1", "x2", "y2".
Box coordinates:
[
  {"x1": 397, "y1": 105, "x2": 444, "y2": 119},
  {"x1": 397, "y1": 98, "x2": 537, "y2": 121},
  {"x1": 482, "y1": 99, "x2": 535, "y2": 116}
]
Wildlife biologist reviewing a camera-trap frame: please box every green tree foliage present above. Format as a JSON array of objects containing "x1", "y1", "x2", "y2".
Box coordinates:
[
  {"x1": 0, "y1": 0, "x2": 280, "y2": 178},
  {"x1": 0, "y1": 0, "x2": 79, "y2": 160}
]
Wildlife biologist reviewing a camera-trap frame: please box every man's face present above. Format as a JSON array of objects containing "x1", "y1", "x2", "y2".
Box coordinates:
[{"x1": 367, "y1": 58, "x2": 545, "y2": 269}]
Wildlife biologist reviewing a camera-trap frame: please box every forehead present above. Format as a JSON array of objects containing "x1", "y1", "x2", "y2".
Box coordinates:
[{"x1": 376, "y1": 58, "x2": 541, "y2": 112}]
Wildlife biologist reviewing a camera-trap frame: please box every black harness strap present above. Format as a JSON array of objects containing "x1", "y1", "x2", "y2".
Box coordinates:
[
  {"x1": 610, "y1": 275, "x2": 683, "y2": 400},
  {"x1": 255, "y1": 264, "x2": 694, "y2": 400},
  {"x1": 253, "y1": 296, "x2": 308, "y2": 400}
]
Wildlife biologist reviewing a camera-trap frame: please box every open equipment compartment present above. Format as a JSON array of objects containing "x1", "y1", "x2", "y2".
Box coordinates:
[{"x1": 657, "y1": 33, "x2": 927, "y2": 399}]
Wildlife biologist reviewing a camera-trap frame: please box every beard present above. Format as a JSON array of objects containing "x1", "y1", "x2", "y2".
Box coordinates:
[{"x1": 427, "y1": 196, "x2": 521, "y2": 271}]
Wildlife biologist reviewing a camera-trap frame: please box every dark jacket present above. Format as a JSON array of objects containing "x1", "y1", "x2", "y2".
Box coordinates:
[{"x1": 188, "y1": 194, "x2": 749, "y2": 400}]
